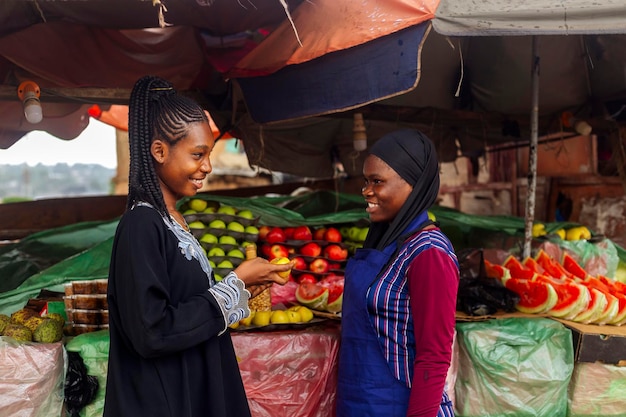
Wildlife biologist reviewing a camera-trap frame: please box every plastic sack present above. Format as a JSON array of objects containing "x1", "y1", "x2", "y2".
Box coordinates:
[
  {"x1": 0, "y1": 337, "x2": 66, "y2": 417},
  {"x1": 231, "y1": 322, "x2": 340, "y2": 417},
  {"x1": 65, "y1": 329, "x2": 111, "y2": 417},
  {"x1": 270, "y1": 280, "x2": 299, "y2": 307},
  {"x1": 65, "y1": 351, "x2": 99, "y2": 417},
  {"x1": 454, "y1": 317, "x2": 574, "y2": 417},
  {"x1": 446, "y1": 330, "x2": 459, "y2": 412},
  {"x1": 568, "y1": 362, "x2": 626, "y2": 417},
  {"x1": 539, "y1": 239, "x2": 619, "y2": 278}
]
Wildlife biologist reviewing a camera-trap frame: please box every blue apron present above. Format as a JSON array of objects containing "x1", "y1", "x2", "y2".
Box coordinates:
[{"x1": 336, "y1": 232, "x2": 454, "y2": 417}]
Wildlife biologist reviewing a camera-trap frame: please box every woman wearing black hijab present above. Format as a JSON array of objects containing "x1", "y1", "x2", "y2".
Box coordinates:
[{"x1": 336, "y1": 129, "x2": 459, "y2": 417}]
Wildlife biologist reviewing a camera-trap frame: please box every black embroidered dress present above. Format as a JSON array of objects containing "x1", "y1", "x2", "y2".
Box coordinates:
[{"x1": 104, "y1": 204, "x2": 251, "y2": 417}]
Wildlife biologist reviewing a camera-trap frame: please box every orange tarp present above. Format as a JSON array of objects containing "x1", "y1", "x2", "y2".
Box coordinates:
[{"x1": 228, "y1": 0, "x2": 440, "y2": 78}]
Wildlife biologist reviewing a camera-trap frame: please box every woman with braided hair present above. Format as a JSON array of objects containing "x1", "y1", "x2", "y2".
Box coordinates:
[
  {"x1": 104, "y1": 75, "x2": 292, "y2": 417},
  {"x1": 336, "y1": 129, "x2": 459, "y2": 417}
]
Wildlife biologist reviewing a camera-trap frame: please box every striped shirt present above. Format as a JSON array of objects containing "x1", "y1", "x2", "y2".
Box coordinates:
[{"x1": 367, "y1": 228, "x2": 458, "y2": 386}]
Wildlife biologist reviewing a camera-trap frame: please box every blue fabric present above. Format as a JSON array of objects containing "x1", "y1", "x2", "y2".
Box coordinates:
[
  {"x1": 337, "y1": 244, "x2": 411, "y2": 416},
  {"x1": 236, "y1": 23, "x2": 429, "y2": 123}
]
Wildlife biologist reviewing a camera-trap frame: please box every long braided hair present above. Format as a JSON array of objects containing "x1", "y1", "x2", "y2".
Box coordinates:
[{"x1": 127, "y1": 75, "x2": 208, "y2": 217}]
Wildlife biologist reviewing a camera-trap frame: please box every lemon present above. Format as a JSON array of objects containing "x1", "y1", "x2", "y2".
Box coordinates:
[
  {"x1": 252, "y1": 310, "x2": 272, "y2": 327},
  {"x1": 270, "y1": 310, "x2": 290, "y2": 324},
  {"x1": 566, "y1": 226, "x2": 591, "y2": 241},
  {"x1": 286, "y1": 309, "x2": 301, "y2": 323},
  {"x1": 228, "y1": 321, "x2": 240, "y2": 330},
  {"x1": 290, "y1": 305, "x2": 314, "y2": 323},
  {"x1": 240, "y1": 310, "x2": 255, "y2": 327},
  {"x1": 532, "y1": 223, "x2": 546, "y2": 238}
]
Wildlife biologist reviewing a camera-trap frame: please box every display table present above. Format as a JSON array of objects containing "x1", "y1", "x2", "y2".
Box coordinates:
[{"x1": 231, "y1": 321, "x2": 340, "y2": 417}]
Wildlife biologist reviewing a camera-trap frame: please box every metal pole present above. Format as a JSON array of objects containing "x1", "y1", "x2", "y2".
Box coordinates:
[{"x1": 523, "y1": 36, "x2": 539, "y2": 259}]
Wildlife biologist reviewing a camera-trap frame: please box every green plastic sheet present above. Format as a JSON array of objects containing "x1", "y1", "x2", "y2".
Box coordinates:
[
  {"x1": 65, "y1": 330, "x2": 111, "y2": 417},
  {"x1": 0, "y1": 221, "x2": 118, "y2": 293},
  {"x1": 0, "y1": 237, "x2": 114, "y2": 316},
  {"x1": 454, "y1": 317, "x2": 574, "y2": 417}
]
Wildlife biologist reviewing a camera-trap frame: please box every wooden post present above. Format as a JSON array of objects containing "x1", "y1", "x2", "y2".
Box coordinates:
[{"x1": 523, "y1": 36, "x2": 540, "y2": 259}]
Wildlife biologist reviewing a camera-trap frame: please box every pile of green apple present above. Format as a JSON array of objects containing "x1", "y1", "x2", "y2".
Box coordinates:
[
  {"x1": 182, "y1": 199, "x2": 260, "y2": 281},
  {"x1": 339, "y1": 224, "x2": 369, "y2": 254}
]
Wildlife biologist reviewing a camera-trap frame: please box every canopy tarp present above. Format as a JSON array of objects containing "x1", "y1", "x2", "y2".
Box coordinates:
[
  {"x1": 433, "y1": 0, "x2": 626, "y2": 36},
  {"x1": 1, "y1": 0, "x2": 626, "y2": 179}
]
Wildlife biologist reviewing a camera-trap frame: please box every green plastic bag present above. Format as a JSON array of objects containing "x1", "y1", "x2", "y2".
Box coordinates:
[
  {"x1": 455, "y1": 318, "x2": 574, "y2": 417},
  {"x1": 568, "y1": 362, "x2": 626, "y2": 417},
  {"x1": 65, "y1": 330, "x2": 111, "y2": 417}
]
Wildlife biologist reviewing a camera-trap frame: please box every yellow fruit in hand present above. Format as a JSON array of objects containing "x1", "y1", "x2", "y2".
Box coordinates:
[
  {"x1": 270, "y1": 310, "x2": 290, "y2": 324},
  {"x1": 252, "y1": 310, "x2": 272, "y2": 327},
  {"x1": 566, "y1": 226, "x2": 591, "y2": 241},
  {"x1": 290, "y1": 305, "x2": 314, "y2": 323},
  {"x1": 240, "y1": 310, "x2": 255, "y2": 327},
  {"x1": 270, "y1": 257, "x2": 292, "y2": 279}
]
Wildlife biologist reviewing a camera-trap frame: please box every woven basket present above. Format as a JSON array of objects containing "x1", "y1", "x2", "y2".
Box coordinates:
[{"x1": 245, "y1": 244, "x2": 271, "y2": 311}]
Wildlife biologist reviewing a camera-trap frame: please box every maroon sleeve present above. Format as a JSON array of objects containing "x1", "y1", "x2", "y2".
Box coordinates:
[{"x1": 406, "y1": 246, "x2": 459, "y2": 417}]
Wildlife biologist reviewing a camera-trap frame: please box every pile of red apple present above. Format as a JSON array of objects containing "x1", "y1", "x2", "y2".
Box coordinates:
[{"x1": 257, "y1": 225, "x2": 348, "y2": 283}]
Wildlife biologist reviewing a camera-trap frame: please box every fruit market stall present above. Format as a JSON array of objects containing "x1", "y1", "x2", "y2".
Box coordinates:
[{"x1": 2, "y1": 190, "x2": 626, "y2": 416}]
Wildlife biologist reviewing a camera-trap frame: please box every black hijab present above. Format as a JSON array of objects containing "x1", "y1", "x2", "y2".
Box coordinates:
[{"x1": 363, "y1": 129, "x2": 440, "y2": 251}]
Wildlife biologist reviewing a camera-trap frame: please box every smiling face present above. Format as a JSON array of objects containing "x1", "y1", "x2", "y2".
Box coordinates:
[
  {"x1": 152, "y1": 121, "x2": 215, "y2": 209},
  {"x1": 362, "y1": 154, "x2": 413, "y2": 223}
]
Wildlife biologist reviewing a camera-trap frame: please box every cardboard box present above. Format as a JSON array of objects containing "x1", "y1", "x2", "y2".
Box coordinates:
[{"x1": 557, "y1": 319, "x2": 626, "y2": 365}]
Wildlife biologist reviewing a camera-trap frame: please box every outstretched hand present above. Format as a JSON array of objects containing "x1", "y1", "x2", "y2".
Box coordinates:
[{"x1": 233, "y1": 257, "x2": 293, "y2": 289}]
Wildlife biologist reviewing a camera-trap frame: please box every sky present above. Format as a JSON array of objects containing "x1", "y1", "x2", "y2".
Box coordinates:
[{"x1": 0, "y1": 119, "x2": 117, "y2": 169}]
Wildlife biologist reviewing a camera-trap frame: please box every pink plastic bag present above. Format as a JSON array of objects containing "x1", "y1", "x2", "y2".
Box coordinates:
[
  {"x1": 0, "y1": 337, "x2": 66, "y2": 417},
  {"x1": 231, "y1": 322, "x2": 340, "y2": 417}
]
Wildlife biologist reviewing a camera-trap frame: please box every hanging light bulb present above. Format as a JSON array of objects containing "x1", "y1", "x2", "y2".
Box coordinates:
[
  {"x1": 353, "y1": 112, "x2": 367, "y2": 151},
  {"x1": 561, "y1": 111, "x2": 592, "y2": 136},
  {"x1": 17, "y1": 80, "x2": 43, "y2": 124}
]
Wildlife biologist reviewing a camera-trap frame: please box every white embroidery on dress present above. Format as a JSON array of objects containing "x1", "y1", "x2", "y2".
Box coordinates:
[{"x1": 135, "y1": 202, "x2": 215, "y2": 286}]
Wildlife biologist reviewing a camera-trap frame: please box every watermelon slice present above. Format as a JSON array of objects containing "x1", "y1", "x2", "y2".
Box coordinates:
[
  {"x1": 296, "y1": 282, "x2": 329, "y2": 311},
  {"x1": 535, "y1": 249, "x2": 574, "y2": 280},
  {"x1": 579, "y1": 276, "x2": 620, "y2": 325},
  {"x1": 597, "y1": 276, "x2": 626, "y2": 325},
  {"x1": 562, "y1": 252, "x2": 589, "y2": 279},
  {"x1": 503, "y1": 255, "x2": 536, "y2": 280},
  {"x1": 572, "y1": 288, "x2": 607, "y2": 324},
  {"x1": 534, "y1": 275, "x2": 590, "y2": 319},
  {"x1": 484, "y1": 259, "x2": 511, "y2": 283},
  {"x1": 319, "y1": 274, "x2": 344, "y2": 313},
  {"x1": 595, "y1": 293, "x2": 620, "y2": 325},
  {"x1": 504, "y1": 277, "x2": 558, "y2": 314},
  {"x1": 522, "y1": 256, "x2": 546, "y2": 275}
]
